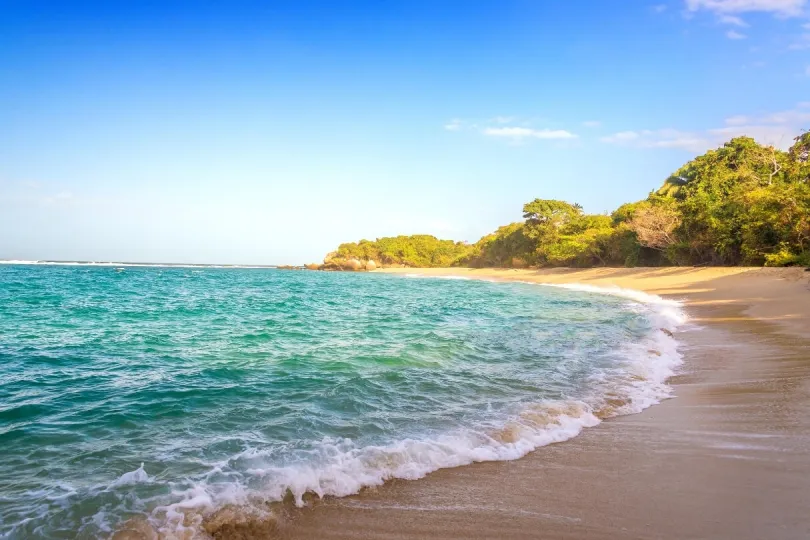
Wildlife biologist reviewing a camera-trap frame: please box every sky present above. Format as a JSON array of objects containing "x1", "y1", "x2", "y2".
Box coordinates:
[{"x1": 1, "y1": 0, "x2": 809, "y2": 264}]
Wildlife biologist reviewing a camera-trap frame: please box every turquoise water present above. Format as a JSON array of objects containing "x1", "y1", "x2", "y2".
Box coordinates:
[{"x1": 0, "y1": 265, "x2": 683, "y2": 538}]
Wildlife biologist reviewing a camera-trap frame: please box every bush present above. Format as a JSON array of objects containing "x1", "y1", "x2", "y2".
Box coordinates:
[{"x1": 764, "y1": 249, "x2": 810, "y2": 267}]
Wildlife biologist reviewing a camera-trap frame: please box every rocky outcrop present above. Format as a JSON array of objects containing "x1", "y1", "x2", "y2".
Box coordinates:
[
  {"x1": 304, "y1": 263, "x2": 320, "y2": 270},
  {"x1": 315, "y1": 256, "x2": 380, "y2": 271},
  {"x1": 345, "y1": 258, "x2": 363, "y2": 271}
]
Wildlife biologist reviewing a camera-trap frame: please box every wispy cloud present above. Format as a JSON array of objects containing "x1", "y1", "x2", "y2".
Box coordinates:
[
  {"x1": 724, "y1": 114, "x2": 751, "y2": 125},
  {"x1": 600, "y1": 131, "x2": 641, "y2": 143},
  {"x1": 482, "y1": 127, "x2": 577, "y2": 140},
  {"x1": 443, "y1": 117, "x2": 578, "y2": 142},
  {"x1": 652, "y1": 4, "x2": 668, "y2": 13},
  {"x1": 602, "y1": 130, "x2": 710, "y2": 152},
  {"x1": 788, "y1": 32, "x2": 810, "y2": 48},
  {"x1": 0, "y1": 182, "x2": 105, "y2": 209},
  {"x1": 685, "y1": 0, "x2": 807, "y2": 17},
  {"x1": 491, "y1": 116, "x2": 515, "y2": 124},
  {"x1": 42, "y1": 192, "x2": 75, "y2": 206},
  {"x1": 719, "y1": 14, "x2": 750, "y2": 25},
  {"x1": 582, "y1": 120, "x2": 602, "y2": 128},
  {"x1": 600, "y1": 103, "x2": 810, "y2": 152},
  {"x1": 726, "y1": 29, "x2": 747, "y2": 38}
]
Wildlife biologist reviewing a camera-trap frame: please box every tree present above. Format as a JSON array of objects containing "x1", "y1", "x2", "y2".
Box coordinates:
[
  {"x1": 789, "y1": 131, "x2": 809, "y2": 164},
  {"x1": 627, "y1": 205, "x2": 681, "y2": 252},
  {"x1": 522, "y1": 199, "x2": 582, "y2": 226}
]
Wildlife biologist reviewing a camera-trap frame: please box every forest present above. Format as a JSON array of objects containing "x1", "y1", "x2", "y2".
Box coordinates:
[{"x1": 323, "y1": 134, "x2": 810, "y2": 269}]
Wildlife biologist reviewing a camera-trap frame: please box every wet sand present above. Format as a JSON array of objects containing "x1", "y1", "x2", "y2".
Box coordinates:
[{"x1": 259, "y1": 267, "x2": 810, "y2": 540}]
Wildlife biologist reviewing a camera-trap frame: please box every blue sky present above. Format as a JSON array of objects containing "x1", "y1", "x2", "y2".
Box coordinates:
[{"x1": 1, "y1": 0, "x2": 809, "y2": 264}]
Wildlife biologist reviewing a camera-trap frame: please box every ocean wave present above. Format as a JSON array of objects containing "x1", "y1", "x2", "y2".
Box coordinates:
[
  {"x1": 108, "y1": 463, "x2": 150, "y2": 489},
  {"x1": 1, "y1": 272, "x2": 687, "y2": 539},
  {"x1": 116, "y1": 283, "x2": 687, "y2": 538},
  {"x1": 136, "y1": 399, "x2": 600, "y2": 537}
]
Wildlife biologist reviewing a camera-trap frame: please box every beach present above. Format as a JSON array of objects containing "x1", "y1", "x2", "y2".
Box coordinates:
[
  {"x1": 259, "y1": 267, "x2": 810, "y2": 540},
  {"x1": 6, "y1": 265, "x2": 809, "y2": 539}
]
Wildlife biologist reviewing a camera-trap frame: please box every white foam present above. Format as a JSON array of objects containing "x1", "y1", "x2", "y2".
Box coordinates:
[
  {"x1": 404, "y1": 273, "x2": 472, "y2": 280},
  {"x1": 108, "y1": 463, "x2": 150, "y2": 488},
  {"x1": 146, "y1": 399, "x2": 599, "y2": 534},
  {"x1": 535, "y1": 282, "x2": 687, "y2": 415}
]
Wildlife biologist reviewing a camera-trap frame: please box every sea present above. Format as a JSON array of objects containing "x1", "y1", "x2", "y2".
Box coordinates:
[{"x1": 0, "y1": 263, "x2": 685, "y2": 538}]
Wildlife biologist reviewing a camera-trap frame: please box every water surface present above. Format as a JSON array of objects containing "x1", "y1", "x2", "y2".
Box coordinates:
[{"x1": 0, "y1": 266, "x2": 682, "y2": 538}]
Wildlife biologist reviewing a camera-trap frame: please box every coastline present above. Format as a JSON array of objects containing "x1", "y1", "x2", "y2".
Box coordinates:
[{"x1": 263, "y1": 267, "x2": 810, "y2": 539}]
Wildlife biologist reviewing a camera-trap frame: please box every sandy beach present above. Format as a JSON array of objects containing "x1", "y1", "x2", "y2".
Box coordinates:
[{"x1": 243, "y1": 267, "x2": 810, "y2": 540}]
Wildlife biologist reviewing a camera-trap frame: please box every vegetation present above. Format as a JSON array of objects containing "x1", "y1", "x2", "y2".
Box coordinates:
[
  {"x1": 320, "y1": 134, "x2": 810, "y2": 270},
  {"x1": 326, "y1": 235, "x2": 472, "y2": 268}
]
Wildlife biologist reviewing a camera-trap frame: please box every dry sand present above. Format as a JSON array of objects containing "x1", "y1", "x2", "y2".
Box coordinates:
[{"x1": 261, "y1": 267, "x2": 810, "y2": 540}]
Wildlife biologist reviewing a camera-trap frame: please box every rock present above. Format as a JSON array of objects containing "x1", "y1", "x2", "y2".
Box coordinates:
[
  {"x1": 305, "y1": 263, "x2": 321, "y2": 270},
  {"x1": 660, "y1": 328, "x2": 674, "y2": 337},
  {"x1": 111, "y1": 517, "x2": 159, "y2": 540},
  {"x1": 365, "y1": 259, "x2": 377, "y2": 271},
  {"x1": 345, "y1": 258, "x2": 363, "y2": 271}
]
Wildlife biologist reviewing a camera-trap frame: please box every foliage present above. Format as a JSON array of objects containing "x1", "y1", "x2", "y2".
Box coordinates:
[
  {"x1": 325, "y1": 134, "x2": 810, "y2": 269},
  {"x1": 333, "y1": 235, "x2": 472, "y2": 268},
  {"x1": 462, "y1": 222, "x2": 535, "y2": 268}
]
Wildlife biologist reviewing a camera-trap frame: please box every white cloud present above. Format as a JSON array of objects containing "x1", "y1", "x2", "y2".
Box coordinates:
[
  {"x1": 600, "y1": 131, "x2": 641, "y2": 143},
  {"x1": 482, "y1": 127, "x2": 577, "y2": 140},
  {"x1": 719, "y1": 13, "x2": 751, "y2": 24},
  {"x1": 582, "y1": 120, "x2": 602, "y2": 128},
  {"x1": 726, "y1": 29, "x2": 748, "y2": 38},
  {"x1": 652, "y1": 4, "x2": 668, "y2": 13},
  {"x1": 685, "y1": 0, "x2": 807, "y2": 17},
  {"x1": 600, "y1": 103, "x2": 809, "y2": 152},
  {"x1": 444, "y1": 119, "x2": 463, "y2": 131}
]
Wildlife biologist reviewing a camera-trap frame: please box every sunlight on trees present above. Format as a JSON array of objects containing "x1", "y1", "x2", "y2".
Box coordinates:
[{"x1": 324, "y1": 135, "x2": 810, "y2": 269}]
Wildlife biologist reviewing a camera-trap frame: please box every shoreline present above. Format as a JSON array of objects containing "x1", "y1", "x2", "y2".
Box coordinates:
[
  {"x1": 265, "y1": 267, "x2": 810, "y2": 539},
  {"x1": 376, "y1": 266, "x2": 810, "y2": 337}
]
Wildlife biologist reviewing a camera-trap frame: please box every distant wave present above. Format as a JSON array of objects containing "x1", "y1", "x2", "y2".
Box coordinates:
[
  {"x1": 0, "y1": 259, "x2": 273, "y2": 269},
  {"x1": 404, "y1": 273, "x2": 473, "y2": 280}
]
